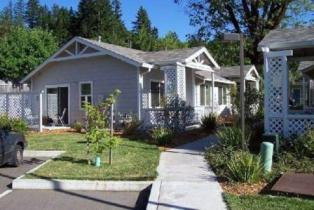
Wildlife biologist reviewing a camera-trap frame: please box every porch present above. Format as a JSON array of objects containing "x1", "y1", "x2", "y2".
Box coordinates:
[{"x1": 259, "y1": 28, "x2": 314, "y2": 137}]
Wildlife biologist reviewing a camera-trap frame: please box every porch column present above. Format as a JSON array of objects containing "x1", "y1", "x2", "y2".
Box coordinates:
[
  {"x1": 161, "y1": 63, "x2": 186, "y2": 100},
  {"x1": 263, "y1": 49, "x2": 293, "y2": 137},
  {"x1": 211, "y1": 72, "x2": 215, "y2": 113},
  {"x1": 137, "y1": 70, "x2": 143, "y2": 120}
]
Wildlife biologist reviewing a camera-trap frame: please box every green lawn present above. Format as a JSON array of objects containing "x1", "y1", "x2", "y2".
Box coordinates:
[
  {"x1": 26, "y1": 132, "x2": 160, "y2": 180},
  {"x1": 225, "y1": 193, "x2": 314, "y2": 210}
]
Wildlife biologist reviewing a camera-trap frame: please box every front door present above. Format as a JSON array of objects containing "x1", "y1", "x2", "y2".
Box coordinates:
[{"x1": 46, "y1": 87, "x2": 69, "y2": 125}]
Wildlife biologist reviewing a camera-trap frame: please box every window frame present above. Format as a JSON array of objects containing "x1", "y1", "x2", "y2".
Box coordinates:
[
  {"x1": 149, "y1": 80, "x2": 164, "y2": 108},
  {"x1": 79, "y1": 81, "x2": 93, "y2": 110},
  {"x1": 200, "y1": 81, "x2": 212, "y2": 106}
]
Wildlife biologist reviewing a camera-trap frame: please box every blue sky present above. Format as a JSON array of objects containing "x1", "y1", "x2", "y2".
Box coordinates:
[{"x1": 0, "y1": 0, "x2": 195, "y2": 40}]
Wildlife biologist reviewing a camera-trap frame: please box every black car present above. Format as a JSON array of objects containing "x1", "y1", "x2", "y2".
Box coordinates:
[{"x1": 0, "y1": 131, "x2": 27, "y2": 167}]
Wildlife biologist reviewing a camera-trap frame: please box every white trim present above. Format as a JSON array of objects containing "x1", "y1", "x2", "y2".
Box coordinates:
[
  {"x1": 265, "y1": 50, "x2": 293, "y2": 58},
  {"x1": 65, "y1": 49, "x2": 74, "y2": 56},
  {"x1": 79, "y1": 81, "x2": 93, "y2": 110},
  {"x1": 246, "y1": 65, "x2": 261, "y2": 80},
  {"x1": 52, "y1": 52, "x2": 106, "y2": 62},
  {"x1": 185, "y1": 62, "x2": 214, "y2": 72},
  {"x1": 45, "y1": 84, "x2": 71, "y2": 125},
  {"x1": 79, "y1": 46, "x2": 88, "y2": 55},
  {"x1": 185, "y1": 47, "x2": 220, "y2": 68}
]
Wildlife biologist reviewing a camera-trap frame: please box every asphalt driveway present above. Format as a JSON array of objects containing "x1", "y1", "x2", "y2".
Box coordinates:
[
  {"x1": 0, "y1": 189, "x2": 149, "y2": 210},
  {"x1": 0, "y1": 157, "x2": 150, "y2": 209},
  {"x1": 0, "y1": 157, "x2": 47, "y2": 194}
]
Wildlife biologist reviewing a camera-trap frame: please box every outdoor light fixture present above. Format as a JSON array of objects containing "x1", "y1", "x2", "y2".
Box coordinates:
[{"x1": 224, "y1": 33, "x2": 246, "y2": 150}]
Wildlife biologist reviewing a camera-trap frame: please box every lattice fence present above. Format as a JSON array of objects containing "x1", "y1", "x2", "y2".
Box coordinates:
[
  {"x1": 287, "y1": 117, "x2": 314, "y2": 136},
  {"x1": 0, "y1": 92, "x2": 40, "y2": 129}
]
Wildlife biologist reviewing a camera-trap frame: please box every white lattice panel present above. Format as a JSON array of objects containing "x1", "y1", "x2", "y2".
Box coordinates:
[
  {"x1": 268, "y1": 118, "x2": 283, "y2": 135},
  {"x1": 164, "y1": 68, "x2": 177, "y2": 97},
  {"x1": 287, "y1": 118, "x2": 314, "y2": 136},
  {"x1": 267, "y1": 57, "x2": 284, "y2": 115},
  {"x1": 176, "y1": 64, "x2": 186, "y2": 100}
]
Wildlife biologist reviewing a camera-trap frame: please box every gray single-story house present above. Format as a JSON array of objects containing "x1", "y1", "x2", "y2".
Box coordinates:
[{"x1": 21, "y1": 37, "x2": 260, "y2": 126}]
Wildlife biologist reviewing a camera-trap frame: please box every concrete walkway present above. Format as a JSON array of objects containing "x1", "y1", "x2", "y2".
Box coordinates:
[{"x1": 147, "y1": 135, "x2": 227, "y2": 210}]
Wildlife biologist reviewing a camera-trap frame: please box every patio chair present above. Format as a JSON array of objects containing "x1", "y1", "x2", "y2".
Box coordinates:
[{"x1": 58, "y1": 108, "x2": 67, "y2": 126}]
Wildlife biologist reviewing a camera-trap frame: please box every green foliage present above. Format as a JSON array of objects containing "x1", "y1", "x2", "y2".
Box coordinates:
[
  {"x1": 71, "y1": 121, "x2": 83, "y2": 133},
  {"x1": 0, "y1": 114, "x2": 27, "y2": 134},
  {"x1": 217, "y1": 127, "x2": 249, "y2": 150},
  {"x1": 0, "y1": 26, "x2": 58, "y2": 81},
  {"x1": 293, "y1": 130, "x2": 314, "y2": 158},
  {"x1": 226, "y1": 151, "x2": 263, "y2": 183},
  {"x1": 86, "y1": 128, "x2": 108, "y2": 154},
  {"x1": 132, "y1": 6, "x2": 158, "y2": 51},
  {"x1": 122, "y1": 118, "x2": 142, "y2": 136},
  {"x1": 157, "y1": 31, "x2": 187, "y2": 51},
  {"x1": 201, "y1": 113, "x2": 217, "y2": 132},
  {"x1": 150, "y1": 127, "x2": 174, "y2": 146}
]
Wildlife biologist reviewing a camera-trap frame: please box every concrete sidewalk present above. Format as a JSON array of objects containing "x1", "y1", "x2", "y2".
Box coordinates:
[{"x1": 147, "y1": 135, "x2": 227, "y2": 210}]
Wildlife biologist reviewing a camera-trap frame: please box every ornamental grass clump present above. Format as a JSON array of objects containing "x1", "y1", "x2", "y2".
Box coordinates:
[
  {"x1": 150, "y1": 127, "x2": 174, "y2": 146},
  {"x1": 226, "y1": 151, "x2": 263, "y2": 183},
  {"x1": 217, "y1": 126, "x2": 249, "y2": 150},
  {"x1": 201, "y1": 113, "x2": 217, "y2": 132}
]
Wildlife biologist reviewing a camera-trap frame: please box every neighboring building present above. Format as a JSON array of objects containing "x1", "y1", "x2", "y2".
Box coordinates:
[
  {"x1": 0, "y1": 80, "x2": 29, "y2": 93},
  {"x1": 259, "y1": 27, "x2": 314, "y2": 137},
  {"x1": 21, "y1": 36, "x2": 259, "y2": 126}
]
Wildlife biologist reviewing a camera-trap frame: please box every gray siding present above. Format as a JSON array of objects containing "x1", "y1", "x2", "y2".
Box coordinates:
[{"x1": 32, "y1": 55, "x2": 138, "y2": 124}]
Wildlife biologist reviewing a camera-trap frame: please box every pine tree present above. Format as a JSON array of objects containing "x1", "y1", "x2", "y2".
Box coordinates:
[
  {"x1": 25, "y1": 0, "x2": 41, "y2": 28},
  {"x1": 111, "y1": 0, "x2": 128, "y2": 46},
  {"x1": 132, "y1": 6, "x2": 158, "y2": 51},
  {"x1": 50, "y1": 4, "x2": 73, "y2": 43},
  {"x1": 13, "y1": 0, "x2": 25, "y2": 26},
  {"x1": 0, "y1": 1, "x2": 14, "y2": 38}
]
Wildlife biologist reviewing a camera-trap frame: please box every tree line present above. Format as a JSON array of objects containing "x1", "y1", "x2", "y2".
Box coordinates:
[{"x1": 0, "y1": 0, "x2": 313, "y2": 82}]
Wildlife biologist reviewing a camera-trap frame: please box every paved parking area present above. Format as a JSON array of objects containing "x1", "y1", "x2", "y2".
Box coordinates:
[
  {"x1": 0, "y1": 157, "x2": 47, "y2": 194},
  {"x1": 0, "y1": 189, "x2": 148, "y2": 210},
  {"x1": 0, "y1": 157, "x2": 149, "y2": 210}
]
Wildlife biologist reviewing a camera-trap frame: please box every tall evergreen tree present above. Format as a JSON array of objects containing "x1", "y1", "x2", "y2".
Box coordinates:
[
  {"x1": 50, "y1": 4, "x2": 73, "y2": 43},
  {"x1": 111, "y1": 0, "x2": 128, "y2": 46},
  {"x1": 157, "y1": 31, "x2": 186, "y2": 50},
  {"x1": 0, "y1": 1, "x2": 14, "y2": 37},
  {"x1": 132, "y1": 6, "x2": 158, "y2": 51},
  {"x1": 25, "y1": 0, "x2": 41, "y2": 28},
  {"x1": 13, "y1": 0, "x2": 25, "y2": 26}
]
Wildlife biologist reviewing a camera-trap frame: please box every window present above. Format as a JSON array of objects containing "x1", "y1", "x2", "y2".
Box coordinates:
[
  {"x1": 200, "y1": 82, "x2": 211, "y2": 106},
  {"x1": 80, "y1": 82, "x2": 92, "y2": 109},
  {"x1": 150, "y1": 81, "x2": 164, "y2": 107},
  {"x1": 218, "y1": 86, "x2": 227, "y2": 105}
]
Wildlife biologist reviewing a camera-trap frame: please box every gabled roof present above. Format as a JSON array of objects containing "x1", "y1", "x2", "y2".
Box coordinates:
[
  {"x1": 258, "y1": 27, "x2": 314, "y2": 51},
  {"x1": 298, "y1": 61, "x2": 314, "y2": 72},
  {"x1": 21, "y1": 36, "x2": 219, "y2": 82},
  {"x1": 216, "y1": 65, "x2": 259, "y2": 80}
]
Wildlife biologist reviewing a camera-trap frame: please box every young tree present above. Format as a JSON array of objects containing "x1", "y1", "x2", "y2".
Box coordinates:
[
  {"x1": 175, "y1": 0, "x2": 314, "y2": 66},
  {"x1": 132, "y1": 6, "x2": 158, "y2": 51},
  {"x1": 0, "y1": 27, "x2": 58, "y2": 82}
]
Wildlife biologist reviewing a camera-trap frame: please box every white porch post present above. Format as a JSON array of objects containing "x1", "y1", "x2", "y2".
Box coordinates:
[
  {"x1": 191, "y1": 69, "x2": 196, "y2": 106},
  {"x1": 39, "y1": 90, "x2": 43, "y2": 132},
  {"x1": 137, "y1": 68, "x2": 143, "y2": 121},
  {"x1": 211, "y1": 72, "x2": 215, "y2": 113},
  {"x1": 162, "y1": 63, "x2": 186, "y2": 100}
]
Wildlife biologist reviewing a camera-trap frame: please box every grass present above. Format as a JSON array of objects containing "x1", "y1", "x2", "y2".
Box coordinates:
[
  {"x1": 225, "y1": 193, "x2": 314, "y2": 210},
  {"x1": 25, "y1": 132, "x2": 160, "y2": 181}
]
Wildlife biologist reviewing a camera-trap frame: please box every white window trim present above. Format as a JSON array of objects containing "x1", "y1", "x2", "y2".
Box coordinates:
[
  {"x1": 79, "y1": 81, "x2": 93, "y2": 110},
  {"x1": 149, "y1": 79, "x2": 164, "y2": 108}
]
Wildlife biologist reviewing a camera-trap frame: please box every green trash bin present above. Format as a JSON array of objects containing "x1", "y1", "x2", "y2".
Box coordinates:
[
  {"x1": 262, "y1": 133, "x2": 279, "y2": 155},
  {"x1": 260, "y1": 142, "x2": 274, "y2": 173}
]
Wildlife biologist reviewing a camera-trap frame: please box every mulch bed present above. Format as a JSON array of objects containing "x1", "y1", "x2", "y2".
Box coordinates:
[{"x1": 219, "y1": 179, "x2": 268, "y2": 196}]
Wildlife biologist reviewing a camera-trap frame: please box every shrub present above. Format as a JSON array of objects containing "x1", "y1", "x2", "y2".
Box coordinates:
[
  {"x1": 217, "y1": 126, "x2": 249, "y2": 149},
  {"x1": 123, "y1": 119, "x2": 142, "y2": 136},
  {"x1": 71, "y1": 121, "x2": 83, "y2": 133},
  {"x1": 201, "y1": 113, "x2": 217, "y2": 132},
  {"x1": 0, "y1": 115, "x2": 27, "y2": 134},
  {"x1": 293, "y1": 130, "x2": 314, "y2": 158},
  {"x1": 226, "y1": 151, "x2": 263, "y2": 183},
  {"x1": 151, "y1": 127, "x2": 174, "y2": 146}
]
